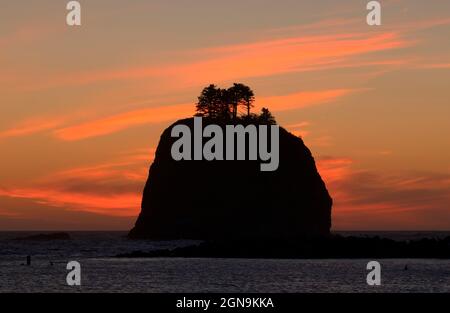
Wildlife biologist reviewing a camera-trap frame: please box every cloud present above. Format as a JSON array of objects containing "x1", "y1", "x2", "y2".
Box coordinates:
[
  {"x1": 317, "y1": 157, "x2": 450, "y2": 230},
  {"x1": 52, "y1": 148, "x2": 155, "y2": 182},
  {"x1": 0, "y1": 187, "x2": 140, "y2": 217},
  {"x1": 393, "y1": 17, "x2": 450, "y2": 32},
  {"x1": 164, "y1": 32, "x2": 410, "y2": 87},
  {"x1": 53, "y1": 103, "x2": 192, "y2": 141},
  {"x1": 0, "y1": 86, "x2": 358, "y2": 142},
  {"x1": 285, "y1": 121, "x2": 312, "y2": 138},
  {"x1": 13, "y1": 29, "x2": 411, "y2": 92},
  {"x1": 52, "y1": 88, "x2": 358, "y2": 141},
  {"x1": 5, "y1": 16, "x2": 449, "y2": 93},
  {"x1": 317, "y1": 157, "x2": 354, "y2": 184},
  {"x1": 0, "y1": 202, "x2": 134, "y2": 231},
  {"x1": 0, "y1": 24, "x2": 55, "y2": 49},
  {"x1": 0, "y1": 116, "x2": 66, "y2": 139},
  {"x1": 418, "y1": 63, "x2": 450, "y2": 69},
  {"x1": 0, "y1": 148, "x2": 155, "y2": 217},
  {"x1": 0, "y1": 207, "x2": 20, "y2": 217},
  {"x1": 1, "y1": 151, "x2": 448, "y2": 229},
  {"x1": 265, "y1": 18, "x2": 362, "y2": 36},
  {"x1": 257, "y1": 89, "x2": 357, "y2": 112}
]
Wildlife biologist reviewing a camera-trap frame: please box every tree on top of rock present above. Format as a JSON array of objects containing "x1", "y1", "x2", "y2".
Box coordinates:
[
  {"x1": 227, "y1": 83, "x2": 254, "y2": 119},
  {"x1": 258, "y1": 107, "x2": 276, "y2": 125},
  {"x1": 236, "y1": 83, "x2": 255, "y2": 117},
  {"x1": 195, "y1": 83, "x2": 262, "y2": 122},
  {"x1": 195, "y1": 84, "x2": 229, "y2": 119}
]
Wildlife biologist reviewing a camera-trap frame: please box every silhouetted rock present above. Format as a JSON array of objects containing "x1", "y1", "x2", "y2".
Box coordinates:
[
  {"x1": 129, "y1": 118, "x2": 332, "y2": 240},
  {"x1": 13, "y1": 232, "x2": 71, "y2": 241}
]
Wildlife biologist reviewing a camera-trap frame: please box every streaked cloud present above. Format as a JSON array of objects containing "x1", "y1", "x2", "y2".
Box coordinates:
[
  {"x1": 257, "y1": 89, "x2": 356, "y2": 112},
  {"x1": 52, "y1": 148, "x2": 155, "y2": 182},
  {"x1": 0, "y1": 116, "x2": 66, "y2": 139},
  {"x1": 0, "y1": 87, "x2": 357, "y2": 142},
  {"x1": 53, "y1": 103, "x2": 192, "y2": 141},
  {"x1": 0, "y1": 187, "x2": 140, "y2": 217},
  {"x1": 0, "y1": 24, "x2": 55, "y2": 48},
  {"x1": 317, "y1": 157, "x2": 450, "y2": 230},
  {"x1": 285, "y1": 121, "x2": 311, "y2": 138},
  {"x1": 418, "y1": 63, "x2": 450, "y2": 69},
  {"x1": 52, "y1": 88, "x2": 357, "y2": 141},
  {"x1": 0, "y1": 148, "x2": 155, "y2": 217},
  {"x1": 317, "y1": 157, "x2": 354, "y2": 184},
  {"x1": 10, "y1": 30, "x2": 412, "y2": 92},
  {"x1": 157, "y1": 32, "x2": 411, "y2": 87}
]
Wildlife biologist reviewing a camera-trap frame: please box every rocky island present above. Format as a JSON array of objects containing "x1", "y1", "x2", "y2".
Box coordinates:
[
  {"x1": 129, "y1": 84, "x2": 332, "y2": 240},
  {"x1": 126, "y1": 84, "x2": 450, "y2": 259}
]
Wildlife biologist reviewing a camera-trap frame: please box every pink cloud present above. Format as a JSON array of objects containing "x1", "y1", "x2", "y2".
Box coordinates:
[
  {"x1": 52, "y1": 88, "x2": 357, "y2": 141},
  {"x1": 54, "y1": 103, "x2": 193, "y2": 141},
  {"x1": 257, "y1": 89, "x2": 356, "y2": 112},
  {"x1": 0, "y1": 187, "x2": 140, "y2": 217},
  {"x1": 418, "y1": 63, "x2": 450, "y2": 69},
  {"x1": 0, "y1": 149, "x2": 156, "y2": 217},
  {"x1": 12, "y1": 29, "x2": 411, "y2": 92},
  {"x1": 0, "y1": 86, "x2": 358, "y2": 142},
  {"x1": 316, "y1": 156, "x2": 450, "y2": 230},
  {"x1": 0, "y1": 116, "x2": 66, "y2": 139}
]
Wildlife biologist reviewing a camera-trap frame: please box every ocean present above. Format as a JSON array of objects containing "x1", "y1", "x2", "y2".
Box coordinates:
[{"x1": 0, "y1": 231, "x2": 449, "y2": 293}]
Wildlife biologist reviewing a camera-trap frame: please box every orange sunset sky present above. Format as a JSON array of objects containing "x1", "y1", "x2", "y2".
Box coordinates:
[{"x1": 0, "y1": 0, "x2": 449, "y2": 230}]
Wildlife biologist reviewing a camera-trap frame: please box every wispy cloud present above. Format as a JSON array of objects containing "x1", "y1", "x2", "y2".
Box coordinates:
[
  {"x1": 285, "y1": 121, "x2": 312, "y2": 138},
  {"x1": 257, "y1": 89, "x2": 357, "y2": 112},
  {"x1": 5, "y1": 16, "x2": 449, "y2": 93},
  {"x1": 0, "y1": 87, "x2": 358, "y2": 142},
  {"x1": 52, "y1": 88, "x2": 357, "y2": 141},
  {"x1": 0, "y1": 24, "x2": 55, "y2": 49},
  {"x1": 164, "y1": 32, "x2": 410, "y2": 87},
  {"x1": 317, "y1": 157, "x2": 354, "y2": 184},
  {"x1": 0, "y1": 149, "x2": 155, "y2": 217},
  {"x1": 0, "y1": 116, "x2": 66, "y2": 139},
  {"x1": 53, "y1": 148, "x2": 155, "y2": 182},
  {"x1": 53, "y1": 103, "x2": 193, "y2": 141},
  {"x1": 417, "y1": 63, "x2": 450, "y2": 69},
  {"x1": 0, "y1": 187, "x2": 140, "y2": 217},
  {"x1": 317, "y1": 157, "x2": 450, "y2": 230},
  {"x1": 11, "y1": 30, "x2": 412, "y2": 92}
]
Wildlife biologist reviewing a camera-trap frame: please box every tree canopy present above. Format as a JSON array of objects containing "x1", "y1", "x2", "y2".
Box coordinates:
[{"x1": 195, "y1": 83, "x2": 275, "y2": 124}]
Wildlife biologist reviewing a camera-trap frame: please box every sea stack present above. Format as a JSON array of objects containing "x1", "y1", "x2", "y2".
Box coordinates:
[{"x1": 129, "y1": 118, "x2": 332, "y2": 240}]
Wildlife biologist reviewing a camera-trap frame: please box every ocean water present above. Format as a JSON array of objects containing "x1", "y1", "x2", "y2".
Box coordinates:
[{"x1": 0, "y1": 231, "x2": 449, "y2": 293}]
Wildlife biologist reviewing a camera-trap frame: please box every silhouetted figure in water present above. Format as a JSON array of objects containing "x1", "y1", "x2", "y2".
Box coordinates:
[
  {"x1": 404, "y1": 265, "x2": 408, "y2": 271},
  {"x1": 26, "y1": 255, "x2": 31, "y2": 266}
]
